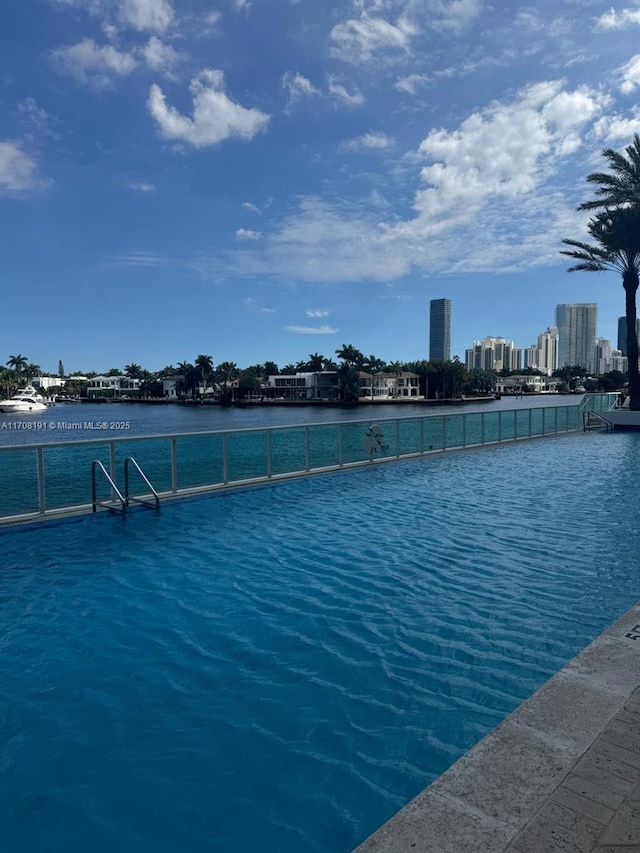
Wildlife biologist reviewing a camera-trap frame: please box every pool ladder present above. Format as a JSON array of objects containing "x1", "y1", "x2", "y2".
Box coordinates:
[
  {"x1": 582, "y1": 411, "x2": 613, "y2": 433},
  {"x1": 91, "y1": 456, "x2": 160, "y2": 514}
]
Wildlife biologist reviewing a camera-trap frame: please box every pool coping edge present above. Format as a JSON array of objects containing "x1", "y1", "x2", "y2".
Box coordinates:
[{"x1": 352, "y1": 603, "x2": 640, "y2": 852}]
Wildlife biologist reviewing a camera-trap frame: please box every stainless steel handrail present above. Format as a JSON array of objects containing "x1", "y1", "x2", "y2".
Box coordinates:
[
  {"x1": 582, "y1": 410, "x2": 613, "y2": 432},
  {"x1": 91, "y1": 460, "x2": 126, "y2": 513},
  {"x1": 124, "y1": 456, "x2": 160, "y2": 510}
]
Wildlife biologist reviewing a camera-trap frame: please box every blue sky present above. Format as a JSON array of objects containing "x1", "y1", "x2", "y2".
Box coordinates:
[{"x1": 2, "y1": 0, "x2": 640, "y2": 373}]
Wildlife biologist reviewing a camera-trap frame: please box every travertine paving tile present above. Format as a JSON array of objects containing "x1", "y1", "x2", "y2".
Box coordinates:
[{"x1": 598, "y1": 803, "x2": 640, "y2": 846}]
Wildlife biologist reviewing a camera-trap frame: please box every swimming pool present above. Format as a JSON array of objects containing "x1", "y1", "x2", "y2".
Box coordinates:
[{"x1": 1, "y1": 430, "x2": 637, "y2": 852}]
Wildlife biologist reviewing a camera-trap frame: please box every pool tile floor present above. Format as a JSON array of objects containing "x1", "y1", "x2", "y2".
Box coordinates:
[{"x1": 354, "y1": 605, "x2": 640, "y2": 853}]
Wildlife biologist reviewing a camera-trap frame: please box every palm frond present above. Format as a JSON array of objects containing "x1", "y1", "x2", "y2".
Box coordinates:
[{"x1": 577, "y1": 136, "x2": 640, "y2": 211}]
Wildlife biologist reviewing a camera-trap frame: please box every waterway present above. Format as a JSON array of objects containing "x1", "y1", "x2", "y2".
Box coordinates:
[{"x1": 0, "y1": 395, "x2": 583, "y2": 447}]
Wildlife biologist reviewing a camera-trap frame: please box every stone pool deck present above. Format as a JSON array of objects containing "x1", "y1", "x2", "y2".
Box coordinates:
[{"x1": 354, "y1": 604, "x2": 640, "y2": 853}]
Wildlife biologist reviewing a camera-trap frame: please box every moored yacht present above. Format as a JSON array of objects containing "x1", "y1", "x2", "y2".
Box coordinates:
[{"x1": 0, "y1": 387, "x2": 49, "y2": 413}]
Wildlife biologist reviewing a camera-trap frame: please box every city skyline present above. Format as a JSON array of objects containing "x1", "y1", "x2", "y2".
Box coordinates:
[
  {"x1": 1, "y1": 296, "x2": 626, "y2": 376},
  {"x1": 2, "y1": 1, "x2": 640, "y2": 373}
]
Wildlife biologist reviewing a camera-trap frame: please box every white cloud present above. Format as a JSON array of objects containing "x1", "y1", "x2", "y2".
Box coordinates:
[
  {"x1": 119, "y1": 0, "x2": 174, "y2": 32},
  {"x1": 51, "y1": 38, "x2": 136, "y2": 87},
  {"x1": 592, "y1": 113, "x2": 640, "y2": 142},
  {"x1": 0, "y1": 141, "x2": 48, "y2": 194},
  {"x1": 429, "y1": 0, "x2": 482, "y2": 34},
  {"x1": 17, "y1": 97, "x2": 57, "y2": 143},
  {"x1": 327, "y1": 78, "x2": 365, "y2": 107},
  {"x1": 229, "y1": 197, "x2": 410, "y2": 282},
  {"x1": 306, "y1": 309, "x2": 329, "y2": 317},
  {"x1": 261, "y1": 307, "x2": 275, "y2": 313},
  {"x1": 242, "y1": 201, "x2": 261, "y2": 213},
  {"x1": 233, "y1": 0, "x2": 250, "y2": 9},
  {"x1": 110, "y1": 250, "x2": 169, "y2": 266},
  {"x1": 395, "y1": 73, "x2": 427, "y2": 95},
  {"x1": 619, "y1": 54, "x2": 640, "y2": 94},
  {"x1": 142, "y1": 36, "x2": 181, "y2": 74},
  {"x1": 235, "y1": 228, "x2": 261, "y2": 239},
  {"x1": 208, "y1": 80, "x2": 611, "y2": 284},
  {"x1": 148, "y1": 69, "x2": 270, "y2": 147},
  {"x1": 286, "y1": 325, "x2": 338, "y2": 335},
  {"x1": 282, "y1": 71, "x2": 320, "y2": 107},
  {"x1": 414, "y1": 81, "x2": 605, "y2": 216},
  {"x1": 342, "y1": 131, "x2": 394, "y2": 150},
  {"x1": 129, "y1": 181, "x2": 155, "y2": 191},
  {"x1": 330, "y1": 14, "x2": 416, "y2": 63},
  {"x1": 51, "y1": 0, "x2": 175, "y2": 32},
  {"x1": 204, "y1": 10, "x2": 221, "y2": 29},
  {"x1": 594, "y1": 5, "x2": 640, "y2": 30}
]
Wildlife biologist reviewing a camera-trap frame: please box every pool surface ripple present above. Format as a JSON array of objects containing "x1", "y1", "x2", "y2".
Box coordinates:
[{"x1": 0, "y1": 431, "x2": 638, "y2": 852}]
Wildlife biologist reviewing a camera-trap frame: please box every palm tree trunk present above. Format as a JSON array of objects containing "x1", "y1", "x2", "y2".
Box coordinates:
[{"x1": 625, "y1": 271, "x2": 640, "y2": 410}]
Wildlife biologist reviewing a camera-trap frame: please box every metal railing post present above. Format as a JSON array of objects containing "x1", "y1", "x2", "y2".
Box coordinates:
[
  {"x1": 305, "y1": 426, "x2": 310, "y2": 471},
  {"x1": 222, "y1": 433, "x2": 229, "y2": 483},
  {"x1": 171, "y1": 437, "x2": 178, "y2": 493},
  {"x1": 481, "y1": 411, "x2": 485, "y2": 444},
  {"x1": 420, "y1": 417, "x2": 425, "y2": 454},
  {"x1": 528, "y1": 408, "x2": 532, "y2": 438},
  {"x1": 37, "y1": 446, "x2": 46, "y2": 515},
  {"x1": 395, "y1": 419, "x2": 400, "y2": 457},
  {"x1": 462, "y1": 413, "x2": 467, "y2": 447},
  {"x1": 266, "y1": 430, "x2": 272, "y2": 477},
  {"x1": 338, "y1": 424, "x2": 344, "y2": 466},
  {"x1": 109, "y1": 441, "x2": 117, "y2": 502}
]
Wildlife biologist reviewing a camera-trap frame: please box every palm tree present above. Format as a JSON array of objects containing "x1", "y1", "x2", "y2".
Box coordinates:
[
  {"x1": 561, "y1": 207, "x2": 640, "y2": 409},
  {"x1": 24, "y1": 363, "x2": 41, "y2": 383},
  {"x1": 322, "y1": 357, "x2": 338, "y2": 371},
  {"x1": 124, "y1": 363, "x2": 143, "y2": 379},
  {"x1": 195, "y1": 354, "x2": 214, "y2": 396},
  {"x1": 362, "y1": 355, "x2": 387, "y2": 373},
  {"x1": 335, "y1": 344, "x2": 364, "y2": 368},
  {"x1": 7, "y1": 354, "x2": 28, "y2": 375},
  {"x1": 216, "y1": 361, "x2": 239, "y2": 404},
  {"x1": 175, "y1": 361, "x2": 192, "y2": 397},
  {"x1": 307, "y1": 353, "x2": 325, "y2": 371},
  {"x1": 578, "y1": 134, "x2": 640, "y2": 211},
  {"x1": 0, "y1": 367, "x2": 17, "y2": 397},
  {"x1": 335, "y1": 361, "x2": 362, "y2": 402}
]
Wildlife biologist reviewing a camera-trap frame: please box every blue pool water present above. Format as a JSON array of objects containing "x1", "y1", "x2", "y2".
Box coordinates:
[{"x1": 1, "y1": 430, "x2": 638, "y2": 852}]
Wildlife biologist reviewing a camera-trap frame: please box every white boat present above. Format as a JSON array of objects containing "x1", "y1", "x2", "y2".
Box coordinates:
[{"x1": 0, "y1": 387, "x2": 49, "y2": 413}]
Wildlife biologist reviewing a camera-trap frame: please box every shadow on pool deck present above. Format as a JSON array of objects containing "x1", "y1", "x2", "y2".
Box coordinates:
[{"x1": 353, "y1": 604, "x2": 640, "y2": 853}]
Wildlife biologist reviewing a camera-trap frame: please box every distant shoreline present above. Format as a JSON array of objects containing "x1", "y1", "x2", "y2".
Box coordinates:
[{"x1": 75, "y1": 394, "x2": 502, "y2": 407}]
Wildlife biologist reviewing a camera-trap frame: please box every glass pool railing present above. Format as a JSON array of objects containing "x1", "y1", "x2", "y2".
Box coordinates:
[{"x1": 0, "y1": 397, "x2": 615, "y2": 524}]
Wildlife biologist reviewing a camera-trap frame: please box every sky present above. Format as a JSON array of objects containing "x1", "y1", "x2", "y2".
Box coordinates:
[{"x1": 2, "y1": 0, "x2": 640, "y2": 374}]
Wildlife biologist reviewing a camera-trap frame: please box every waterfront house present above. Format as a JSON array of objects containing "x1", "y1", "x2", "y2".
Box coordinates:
[
  {"x1": 87, "y1": 375, "x2": 141, "y2": 397},
  {"x1": 496, "y1": 375, "x2": 560, "y2": 394},
  {"x1": 359, "y1": 371, "x2": 422, "y2": 399},
  {"x1": 261, "y1": 371, "x2": 338, "y2": 400}
]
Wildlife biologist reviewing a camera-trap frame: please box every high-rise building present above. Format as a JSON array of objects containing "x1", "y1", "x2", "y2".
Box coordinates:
[
  {"x1": 524, "y1": 327, "x2": 559, "y2": 375},
  {"x1": 594, "y1": 338, "x2": 628, "y2": 374},
  {"x1": 464, "y1": 337, "x2": 522, "y2": 372},
  {"x1": 617, "y1": 316, "x2": 640, "y2": 356},
  {"x1": 429, "y1": 298, "x2": 451, "y2": 361},
  {"x1": 555, "y1": 304, "x2": 597, "y2": 371}
]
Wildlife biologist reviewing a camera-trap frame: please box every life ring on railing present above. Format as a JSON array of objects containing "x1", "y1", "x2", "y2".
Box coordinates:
[{"x1": 364, "y1": 423, "x2": 384, "y2": 456}]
